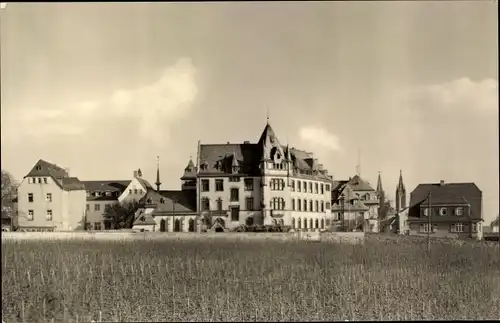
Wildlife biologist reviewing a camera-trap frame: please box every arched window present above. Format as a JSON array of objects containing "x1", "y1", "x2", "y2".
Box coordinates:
[
  {"x1": 303, "y1": 199, "x2": 307, "y2": 211},
  {"x1": 315, "y1": 218, "x2": 319, "y2": 228},
  {"x1": 160, "y1": 219, "x2": 166, "y2": 232},
  {"x1": 309, "y1": 218, "x2": 313, "y2": 229},
  {"x1": 188, "y1": 218, "x2": 195, "y2": 232},
  {"x1": 304, "y1": 219, "x2": 308, "y2": 229},
  {"x1": 297, "y1": 218, "x2": 302, "y2": 229},
  {"x1": 174, "y1": 219, "x2": 181, "y2": 232}
]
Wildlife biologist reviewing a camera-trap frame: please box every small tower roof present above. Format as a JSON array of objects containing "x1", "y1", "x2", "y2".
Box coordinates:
[
  {"x1": 376, "y1": 171, "x2": 384, "y2": 195},
  {"x1": 397, "y1": 169, "x2": 406, "y2": 191},
  {"x1": 181, "y1": 158, "x2": 197, "y2": 180}
]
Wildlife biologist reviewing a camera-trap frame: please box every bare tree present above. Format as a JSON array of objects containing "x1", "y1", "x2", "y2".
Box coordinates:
[{"x1": 1, "y1": 170, "x2": 16, "y2": 211}]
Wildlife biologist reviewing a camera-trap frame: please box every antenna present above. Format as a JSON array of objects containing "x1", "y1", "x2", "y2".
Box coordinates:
[{"x1": 266, "y1": 105, "x2": 270, "y2": 124}]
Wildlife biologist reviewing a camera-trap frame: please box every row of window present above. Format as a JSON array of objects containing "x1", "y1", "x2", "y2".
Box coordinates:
[
  {"x1": 27, "y1": 177, "x2": 49, "y2": 184},
  {"x1": 26, "y1": 210, "x2": 52, "y2": 221},
  {"x1": 87, "y1": 191, "x2": 121, "y2": 198},
  {"x1": 85, "y1": 222, "x2": 102, "y2": 230},
  {"x1": 291, "y1": 217, "x2": 327, "y2": 230},
  {"x1": 201, "y1": 178, "x2": 254, "y2": 192},
  {"x1": 291, "y1": 180, "x2": 330, "y2": 194},
  {"x1": 200, "y1": 196, "x2": 331, "y2": 213},
  {"x1": 86, "y1": 203, "x2": 112, "y2": 212},
  {"x1": 27, "y1": 193, "x2": 52, "y2": 203},
  {"x1": 422, "y1": 207, "x2": 465, "y2": 216},
  {"x1": 419, "y1": 223, "x2": 481, "y2": 233}
]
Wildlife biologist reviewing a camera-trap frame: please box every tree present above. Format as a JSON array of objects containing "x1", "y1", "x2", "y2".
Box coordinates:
[
  {"x1": 103, "y1": 200, "x2": 140, "y2": 229},
  {"x1": 1, "y1": 170, "x2": 16, "y2": 207}
]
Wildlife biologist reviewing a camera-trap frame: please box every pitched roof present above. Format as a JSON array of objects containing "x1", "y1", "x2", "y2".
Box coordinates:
[
  {"x1": 347, "y1": 175, "x2": 375, "y2": 191},
  {"x1": 81, "y1": 180, "x2": 131, "y2": 192},
  {"x1": 61, "y1": 177, "x2": 85, "y2": 191},
  {"x1": 25, "y1": 159, "x2": 68, "y2": 179},
  {"x1": 136, "y1": 177, "x2": 153, "y2": 190},
  {"x1": 140, "y1": 189, "x2": 197, "y2": 215},
  {"x1": 133, "y1": 212, "x2": 156, "y2": 226},
  {"x1": 410, "y1": 182, "x2": 482, "y2": 206}
]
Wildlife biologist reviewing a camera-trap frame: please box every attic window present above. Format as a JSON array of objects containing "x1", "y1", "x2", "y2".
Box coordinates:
[
  {"x1": 35, "y1": 165, "x2": 42, "y2": 171},
  {"x1": 140, "y1": 216, "x2": 145, "y2": 222},
  {"x1": 160, "y1": 198, "x2": 165, "y2": 204},
  {"x1": 106, "y1": 191, "x2": 112, "y2": 197},
  {"x1": 146, "y1": 198, "x2": 152, "y2": 204}
]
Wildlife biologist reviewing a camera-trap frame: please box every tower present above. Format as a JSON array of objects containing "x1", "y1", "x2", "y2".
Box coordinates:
[
  {"x1": 395, "y1": 170, "x2": 406, "y2": 212},
  {"x1": 155, "y1": 156, "x2": 161, "y2": 193},
  {"x1": 376, "y1": 171, "x2": 386, "y2": 217}
]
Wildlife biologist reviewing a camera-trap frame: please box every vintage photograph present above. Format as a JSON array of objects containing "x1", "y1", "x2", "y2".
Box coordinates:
[{"x1": 1, "y1": 2, "x2": 499, "y2": 322}]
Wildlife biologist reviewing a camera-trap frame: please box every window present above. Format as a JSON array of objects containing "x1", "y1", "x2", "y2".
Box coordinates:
[
  {"x1": 315, "y1": 201, "x2": 319, "y2": 212},
  {"x1": 94, "y1": 222, "x2": 101, "y2": 230},
  {"x1": 315, "y1": 183, "x2": 318, "y2": 194},
  {"x1": 28, "y1": 210, "x2": 34, "y2": 221},
  {"x1": 455, "y1": 207, "x2": 464, "y2": 216},
  {"x1": 291, "y1": 180, "x2": 295, "y2": 192},
  {"x1": 423, "y1": 208, "x2": 429, "y2": 216},
  {"x1": 38, "y1": 178, "x2": 42, "y2": 184},
  {"x1": 43, "y1": 178, "x2": 48, "y2": 184},
  {"x1": 231, "y1": 207, "x2": 240, "y2": 221},
  {"x1": 420, "y1": 223, "x2": 432, "y2": 233},
  {"x1": 36, "y1": 165, "x2": 42, "y2": 171},
  {"x1": 308, "y1": 200, "x2": 313, "y2": 212},
  {"x1": 325, "y1": 184, "x2": 330, "y2": 191},
  {"x1": 230, "y1": 188, "x2": 239, "y2": 202},
  {"x1": 96, "y1": 191, "x2": 101, "y2": 197},
  {"x1": 303, "y1": 181, "x2": 306, "y2": 192},
  {"x1": 244, "y1": 178, "x2": 254, "y2": 191},
  {"x1": 216, "y1": 179, "x2": 224, "y2": 192},
  {"x1": 146, "y1": 198, "x2": 152, "y2": 204},
  {"x1": 298, "y1": 199, "x2": 302, "y2": 211},
  {"x1": 86, "y1": 191, "x2": 91, "y2": 197},
  {"x1": 28, "y1": 193, "x2": 34, "y2": 203},
  {"x1": 86, "y1": 204, "x2": 89, "y2": 211},
  {"x1": 270, "y1": 179, "x2": 285, "y2": 190},
  {"x1": 472, "y1": 223, "x2": 481, "y2": 233},
  {"x1": 292, "y1": 199, "x2": 296, "y2": 211},
  {"x1": 321, "y1": 201, "x2": 324, "y2": 212},
  {"x1": 439, "y1": 208, "x2": 447, "y2": 216},
  {"x1": 325, "y1": 202, "x2": 331, "y2": 210},
  {"x1": 106, "y1": 191, "x2": 112, "y2": 197},
  {"x1": 201, "y1": 179, "x2": 210, "y2": 192},
  {"x1": 246, "y1": 197, "x2": 254, "y2": 211},
  {"x1": 451, "y1": 223, "x2": 465, "y2": 233},
  {"x1": 297, "y1": 181, "x2": 301, "y2": 192},
  {"x1": 46, "y1": 193, "x2": 52, "y2": 202},
  {"x1": 297, "y1": 218, "x2": 302, "y2": 229},
  {"x1": 129, "y1": 189, "x2": 132, "y2": 194},
  {"x1": 229, "y1": 177, "x2": 240, "y2": 182},
  {"x1": 320, "y1": 184, "x2": 324, "y2": 194},
  {"x1": 86, "y1": 222, "x2": 92, "y2": 230},
  {"x1": 134, "y1": 189, "x2": 138, "y2": 194},
  {"x1": 309, "y1": 182, "x2": 313, "y2": 193},
  {"x1": 217, "y1": 199, "x2": 223, "y2": 211},
  {"x1": 271, "y1": 197, "x2": 285, "y2": 210},
  {"x1": 201, "y1": 198, "x2": 210, "y2": 211},
  {"x1": 95, "y1": 204, "x2": 100, "y2": 211},
  {"x1": 46, "y1": 210, "x2": 53, "y2": 221},
  {"x1": 303, "y1": 199, "x2": 307, "y2": 211}
]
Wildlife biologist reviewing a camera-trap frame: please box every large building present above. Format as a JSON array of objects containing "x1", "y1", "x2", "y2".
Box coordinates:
[
  {"x1": 407, "y1": 181, "x2": 483, "y2": 239},
  {"x1": 195, "y1": 121, "x2": 334, "y2": 231},
  {"x1": 16, "y1": 159, "x2": 87, "y2": 231}
]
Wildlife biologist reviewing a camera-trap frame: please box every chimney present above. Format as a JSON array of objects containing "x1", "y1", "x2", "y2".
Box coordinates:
[
  {"x1": 227, "y1": 141, "x2": 230, "y2": 144},
  {"x1": 243, "y1": 141, "x2": 250, "y2": 144},
  {"x1": 133, "y1": 170, "x2": 138, "y2": 178},
  {"x1": 440, "y1": 180, "x2": 445, "y2": 186},
  {"x1": 64, "y1": 168, "x2": 70, "y2": 176}
]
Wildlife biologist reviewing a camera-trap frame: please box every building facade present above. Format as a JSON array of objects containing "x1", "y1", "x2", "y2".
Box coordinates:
[
  {"x1": 407, "y1": 181, "x2": 483, "y2": 239},
  {"x1": 195, "y1": 122, "x2": 333, "y2": 231},
  {"x1": 331, "y1": 175, "x2": 380, "y2": 232},
  {"x1": 16, "y1": 159, "x2": 87, "y2": 231}
]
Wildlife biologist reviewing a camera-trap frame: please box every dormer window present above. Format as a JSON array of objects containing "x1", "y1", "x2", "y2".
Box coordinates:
[
  {"x1": 35, "y1": 165, "x2": 42, "y2": 171},
  {"x1": 95, "y1": 191, "x2": 101, "y2": 197},
  {"x1": 86, "y1": 191, "x2": 91, "y2": 197},
  {"x1": 160, "y1": 198, "x2": 165, "y2": 204},
  {"x1": 106, "y1": 191, "x2": 112, "y2": 197},
  {"x1": 146, "y1": 198, "x2": 153, "y2": 204}
]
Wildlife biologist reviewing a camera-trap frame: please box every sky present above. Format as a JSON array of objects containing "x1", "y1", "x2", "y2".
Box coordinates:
[{"x1": 1, "y1": 2, "x2": 498, "y2": 223}]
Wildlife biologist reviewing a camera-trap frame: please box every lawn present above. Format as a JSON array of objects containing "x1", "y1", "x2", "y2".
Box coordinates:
[{"x1": 2, "y1": 236, "x2": 499, "y2": 322}]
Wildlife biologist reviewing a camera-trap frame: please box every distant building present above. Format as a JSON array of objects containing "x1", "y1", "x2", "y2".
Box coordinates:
[
  {"x1": 407, "y1": 181, "x2": 483, "y2": 239},
  {"x1": 390, "y1": 170, "x2": 409, "y2": 234},
  {"x1": 16, "y1": 159, "x2": 86, "y2": 231},
  {"x1": 80, "y1": 179, "x2": 130, "y2": 230},
  {"x1": 331, "y1": 175, "x2": 380, "y2": 232},
  {"x1": 491, "y1": 216, "x2": 499, "y2": 233}
]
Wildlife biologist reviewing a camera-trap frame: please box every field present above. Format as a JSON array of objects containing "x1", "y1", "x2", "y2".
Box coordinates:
[{"x1": 2, "y1": 234, "x2": 500, "y2": 322}]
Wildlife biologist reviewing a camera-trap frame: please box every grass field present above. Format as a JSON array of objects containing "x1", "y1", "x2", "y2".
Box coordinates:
[{"x1": 2, "y1": 236, "x2": 500, "y2": 322}]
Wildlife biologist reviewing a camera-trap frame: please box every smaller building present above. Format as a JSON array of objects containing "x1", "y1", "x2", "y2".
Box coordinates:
[
  {"x1": 407, "y1": 181, "x2": 483, "y2": 239},
  {"x1": 491, "y1": 216, "x2": 499, "y2": 233}
]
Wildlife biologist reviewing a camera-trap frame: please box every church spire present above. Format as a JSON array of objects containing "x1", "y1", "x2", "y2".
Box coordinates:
[
  {"x1": 155, "y1": 156, "x2": 161, "y2": 193},
  {"x1": 376, "y1": 171, "x2": 383, "y2": 195},
  {"x1": 396, "y1": 169, "x2": 407, "y2": 212},
  {"x1": 397, "y1": 169, "x2": 405, "y2": 191}
]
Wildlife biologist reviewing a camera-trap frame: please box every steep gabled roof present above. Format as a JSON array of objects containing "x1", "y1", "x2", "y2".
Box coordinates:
[
  {"x1": 81, "y1": 180, "x2": 131, "y2": 192},
  {"x1": 257, "y1": 123, "x2": 281, "y2": 148},
  {"x1": 25, "y1": 159, "x2": 68, "y2": 179},
  {"x1": 181, "y1": 159, "x2": 197, "y2": 180},
  {"x1": 136, "y1": 177, "x2": 153, "y2": 190},
  {"x1": 133, "y1": 212, "x2": 156, "y2": 226},
  {"x1": 139, "y1": 189, "x2": 197, "y2": 214},
  {"x1": 61, "y1": 177, "x2": 85, "y2": 191},
  {"x1": 198, "y1": 143, "x2": 262, "y2": 175}
]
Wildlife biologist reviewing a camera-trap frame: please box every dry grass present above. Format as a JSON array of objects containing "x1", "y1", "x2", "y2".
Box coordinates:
[{"x1": 2, "y1": 237, "x2": 499, "y2": 322}]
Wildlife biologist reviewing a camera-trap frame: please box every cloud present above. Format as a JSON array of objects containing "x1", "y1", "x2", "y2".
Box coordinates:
[
  {"x1": 298, "y1": 126, "x2": 343, "y2": 153},
  {"x1": 2, "y1": 57, "x2": 198, "y2": 144}
]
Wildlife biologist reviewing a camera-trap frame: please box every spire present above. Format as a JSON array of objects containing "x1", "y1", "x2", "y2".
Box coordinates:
[
  {"x1": 397, "y1": 169, "x2": 405, "y2": 191},
  {"x1": 155, "y1": 156, "x2": 161, "y2": 192},
  {"x1": 376, "y1": 171, "x2": 383, "y2": 195},
  {"x1": 266, "y1": 105, "x2": 270, "y2": 125}
]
